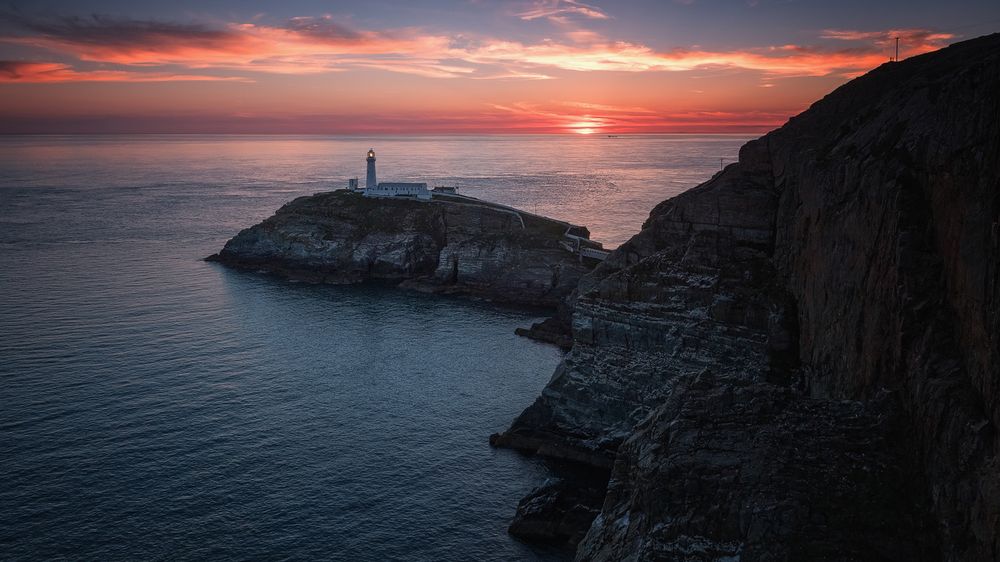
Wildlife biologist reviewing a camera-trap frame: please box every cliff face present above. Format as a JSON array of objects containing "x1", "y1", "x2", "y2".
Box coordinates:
[
  {"x1": 497, "y1": 34, "x2": 1000, "y2": 560},
  {"x1": 209, "y1": 191, "x2": 594, "y2": 307},
  {"x1": 492, "y1": 147, "x2": 784, "y2": 469}
]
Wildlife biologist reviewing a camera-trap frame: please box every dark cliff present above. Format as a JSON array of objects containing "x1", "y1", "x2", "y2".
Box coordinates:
[
  {"x1": 496, "y1": 34, "x2": 1000, "y2": 560},
  {"x1": 208, "y1": 191, "x2": 595, "y2": 307}
]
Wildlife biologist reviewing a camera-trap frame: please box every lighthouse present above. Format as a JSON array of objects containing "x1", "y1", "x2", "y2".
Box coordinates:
[
  {"x1": 365, "y1": 148, "x2": 377, "y2": 190},
  {"x1": 361, "y1": 148, "x2": 432, "y2": 200}
]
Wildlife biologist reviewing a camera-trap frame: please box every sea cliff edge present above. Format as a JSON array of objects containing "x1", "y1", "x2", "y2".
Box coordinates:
[{"x1": 494, "y1": 33, "x2": 999, "y2": 561}]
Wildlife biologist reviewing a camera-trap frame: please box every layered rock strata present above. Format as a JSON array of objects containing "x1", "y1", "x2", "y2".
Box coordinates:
[
  {"x1": 497, "y1": 33, "x2": 1000, "y2": 560},
  {"x1": 208, "y1": 191, "x2": 595, "y2": 307}
]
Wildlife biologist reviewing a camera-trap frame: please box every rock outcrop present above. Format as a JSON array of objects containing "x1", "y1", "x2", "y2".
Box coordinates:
[
  {"x1": 496, "y1": 33, "x2": 1000, "y2": 560},
  {"x1": 508, "y1": 477, "x2": 607, "y2": 548},
  {"x1": 208, "y1": 191, "x2": 595, "y2": 307}
]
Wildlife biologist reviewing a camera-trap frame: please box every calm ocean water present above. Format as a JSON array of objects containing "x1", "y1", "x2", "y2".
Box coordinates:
[{"x1": 0, "y1": 134, "x2": 750, "y2": 560}]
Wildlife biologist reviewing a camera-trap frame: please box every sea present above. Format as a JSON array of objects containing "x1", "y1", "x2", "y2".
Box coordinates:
[{"x1": 0, "y1": 134, "x2": 751, "y2": 561}]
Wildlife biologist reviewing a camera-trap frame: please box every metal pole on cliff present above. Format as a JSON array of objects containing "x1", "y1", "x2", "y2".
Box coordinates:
[{"x1": 896, "y1": 37, "x2": 899, "y2": 62}]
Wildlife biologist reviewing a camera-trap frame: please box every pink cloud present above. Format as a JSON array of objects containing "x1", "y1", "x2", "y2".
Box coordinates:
[
  {"x1": 0, "y1": 101, "x2": 795, "y2": 134},
  {"x1": 1, "y1": 14, "x2": 460, "y2": 77},
  {"x1": 516, "y1": 0, "x2": 610, "y2": 22},
  {"x1": 0, "y1": 61, "x2": 246, "y2": 82},
  {"x1": 465, "y1": 39, "x2": 894, "y2": 77},
  {"x1": 820, "y1": 28, "x2": 954, "y2": 59},
  {"x1": 473, "y1": 71, "x2": 554, "y2": 80},
  {"x1": 820, "y1": 28, "x2": 954, "y2": 49}
]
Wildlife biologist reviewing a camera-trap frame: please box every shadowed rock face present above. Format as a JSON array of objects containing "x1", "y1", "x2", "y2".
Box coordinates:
[
  {"x1": 493, "y1": 144, "x2": 784, "y2": 469},
  {"x1": 497, "y1": 33, "x2": 1000, "y2": 560},
  {"x1": 208, "y1": 191, "x2": 594, "y2": 307},
  {"x1": 580, "y1": 377, "x2": 938, "y2": 561}
]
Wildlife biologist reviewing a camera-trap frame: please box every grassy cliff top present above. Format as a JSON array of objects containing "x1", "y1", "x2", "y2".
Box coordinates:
[{"x1": 273, "y1": 189, "x2": 589, "y2": 243}]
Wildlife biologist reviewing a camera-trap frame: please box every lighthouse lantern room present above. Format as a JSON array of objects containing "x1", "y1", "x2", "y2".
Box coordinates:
[{"x1": 365, "y1": 148, "x2": 377, "y2": 190}]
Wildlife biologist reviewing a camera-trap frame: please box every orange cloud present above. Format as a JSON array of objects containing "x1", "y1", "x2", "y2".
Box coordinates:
[
  {"x1": 338, "y1": 58, "x2": 476, "y2": 78},
  {"x1": 473, "y1": 71, "x2": 554, "y2": 80},
  {"x1": 2, "y1": 14, "x2": 459, "y2": 77},
  {"x1": 465, "y1": 39, "x2": 901, "y2": 76},
  {"x1": 0, "y1": 13, "x2": 954, "y2": 83},
  {"x1": 489, "y1": 101, "x2": 791, "y2": 134},
  {"x1": 0, "y1": 61, "x2": 246, "y2": 82}
]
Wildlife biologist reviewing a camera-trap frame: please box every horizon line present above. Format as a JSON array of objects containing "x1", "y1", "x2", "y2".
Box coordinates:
[{"x1": 0, "y1": 130, "x2": 773, "y2": 136}]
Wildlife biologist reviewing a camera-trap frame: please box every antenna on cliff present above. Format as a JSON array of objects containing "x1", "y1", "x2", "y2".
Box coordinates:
[
  {"x1": 720, "y1": 157, "x2": 724, "y2": 171},
  {"x1": 895, "y1": 36, "x2": 899, "y2": 62}
]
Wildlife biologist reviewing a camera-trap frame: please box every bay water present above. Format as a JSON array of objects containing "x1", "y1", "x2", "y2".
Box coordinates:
[{"x1": 0, "y1": 134, "x2": 749, "y2": 560}]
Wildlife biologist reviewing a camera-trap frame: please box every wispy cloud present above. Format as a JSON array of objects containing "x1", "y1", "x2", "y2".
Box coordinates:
[
  {"x1": 820, "y1": 28, "x2": 954, "y2": 55},
  {"x1": 564, "y1": 29, "x2": 603, "y2": 43},
  {"x1": 489, "y1": 101, "x2": 791, "y2": 133},
  {"x1": 464, "y1": 39, "x2": 895, "y2": 76},
  {"x1": 821, "y1": 28, "x2": 953, "y2": 45},
  {"x1": 0, "y1": 60, "x2": 247, "y2": 82},
  {"x1": 516, "y1": 0, "x2": 610, "y2": 22},
  {"x1": 345, "y1": 59, "x2": 477, "y2": 78},
  {"x1": 1, "y1": 13, "x2": 460, "y2": 77},
  {"x1": 473, "y1": 71, "x2": 554, "y2": 80},
  {"x1": 562, "y1": 101, "x2": 657, "y2": 113}
]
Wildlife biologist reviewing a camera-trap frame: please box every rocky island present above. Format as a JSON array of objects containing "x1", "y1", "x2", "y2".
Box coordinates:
[
  {"x1": 492, "y1": 33, "x2": 999, "y2": 560},
  {"x1": 208, "y1": 190, "x2": 603, "y2": 308}
]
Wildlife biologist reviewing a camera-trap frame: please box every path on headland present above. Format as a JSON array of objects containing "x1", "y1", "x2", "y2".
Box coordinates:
[{"x1": 432, "y1": 192, "x2": 609, "y2": 262}]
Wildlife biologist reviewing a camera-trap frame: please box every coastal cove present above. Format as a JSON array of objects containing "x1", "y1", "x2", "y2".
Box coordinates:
[{"x1": 0, "y1": 134, "x2": 748, "y2": 560}]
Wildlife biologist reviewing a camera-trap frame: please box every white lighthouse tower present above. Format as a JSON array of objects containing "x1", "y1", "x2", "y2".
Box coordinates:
[{"x1": 365, "y1": 148, "x2": 377, "y2": 190}]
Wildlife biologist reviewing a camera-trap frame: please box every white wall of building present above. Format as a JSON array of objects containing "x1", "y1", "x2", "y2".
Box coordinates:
[{"x1": 364, "y1": 182, "x2": 431, "y2": 200}]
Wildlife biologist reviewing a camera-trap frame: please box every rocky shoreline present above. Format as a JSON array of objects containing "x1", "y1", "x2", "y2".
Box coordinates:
[
  {"x1": 207, "y1": 190, "x2": 600, "y2": 308},
  {"x1": 493, "y1": 33, "x2": 999, "y2": 560}
]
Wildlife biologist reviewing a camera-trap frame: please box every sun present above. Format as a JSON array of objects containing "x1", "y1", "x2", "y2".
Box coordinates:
[{"x1": 568, "y1": 119, "x2": 601, "y2": 135}]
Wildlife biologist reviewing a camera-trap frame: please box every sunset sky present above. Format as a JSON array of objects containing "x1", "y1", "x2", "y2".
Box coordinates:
[{"x1": 1, "y1": 0, "x2": 997, "y2": 134}]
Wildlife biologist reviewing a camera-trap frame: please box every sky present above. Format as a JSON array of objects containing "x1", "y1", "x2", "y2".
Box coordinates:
[{"x1": 0, "y1": 0, "x2": 997, "y2": 134}]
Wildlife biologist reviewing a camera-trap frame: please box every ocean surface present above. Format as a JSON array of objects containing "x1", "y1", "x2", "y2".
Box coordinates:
[{"x1": 0, "y1": 134, "x2": 750, "y2": 560}]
